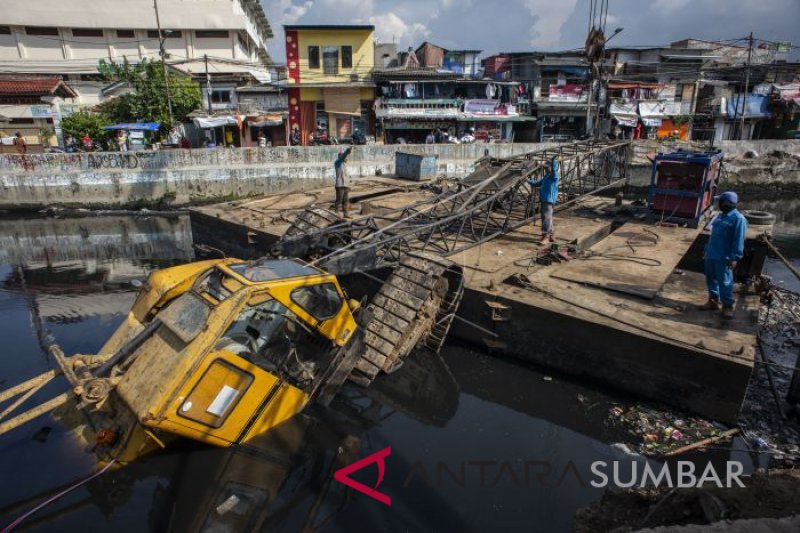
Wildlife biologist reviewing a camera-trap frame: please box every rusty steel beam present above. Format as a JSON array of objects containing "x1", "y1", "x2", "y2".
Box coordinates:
[{"x1": 274, "y1": 140, "x2": 630, "y2": 275}]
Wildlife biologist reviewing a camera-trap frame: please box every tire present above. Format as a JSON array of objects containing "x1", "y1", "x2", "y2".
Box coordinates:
[{"x1": 742, "y1": 210, "x2": 775, "y2": 226}]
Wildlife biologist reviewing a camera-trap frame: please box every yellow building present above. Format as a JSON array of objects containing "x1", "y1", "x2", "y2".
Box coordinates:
[{"x1": 284, "y1": 25, "x2": 375, "y2": 144}]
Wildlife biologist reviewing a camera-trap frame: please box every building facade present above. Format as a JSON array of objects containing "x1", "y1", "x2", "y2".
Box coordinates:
[
  {"x1": 283, "y1": 25, "x2": 376, "y2": 145},
  {"x1": 0, "y1": 0, "x2": 273, "y2": 147}
]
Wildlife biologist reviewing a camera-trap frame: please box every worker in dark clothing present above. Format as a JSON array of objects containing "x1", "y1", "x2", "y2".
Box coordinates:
[
  {"x1": 334, "y1": 147, "x2": 353, "y2": 218},
  {"x1": 528, "y1": 156, "x2": 560, "y2": 244},
  {"x1": 699, "y1": 191, "x2": 747, "y2": 319}
]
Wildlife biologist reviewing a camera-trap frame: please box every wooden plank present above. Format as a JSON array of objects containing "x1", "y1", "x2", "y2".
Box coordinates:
[{"x1": 550, "y1": 222, "x2": 701, "y2": 299}]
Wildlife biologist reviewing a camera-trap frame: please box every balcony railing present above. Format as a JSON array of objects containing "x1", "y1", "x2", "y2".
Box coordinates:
[
  {"x1": 375, "y1": 98, "x2": 464, "y2": 119},
  {"x1": 376, "y1": 97, "x2": 532, "y2": 118}
]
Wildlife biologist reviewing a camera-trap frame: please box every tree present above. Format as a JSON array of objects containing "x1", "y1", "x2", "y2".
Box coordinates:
[
  {"x1": 60, "y1": 111, "x2": 111, "y2": 145},
  {"x1": 97, "y1": 58, "x2": 202, "y2": 133}
]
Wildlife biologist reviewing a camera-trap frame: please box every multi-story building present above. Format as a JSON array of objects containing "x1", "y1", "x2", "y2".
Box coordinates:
[
  {"x1": 0, "y1": 0, "x2": 273, "y2": 148},
  {"x1": 374, "y1": 66, "x2": 535, "y2": 144},
  {"x1": 283, "y1": 25, "x2": 376, "y2": 145}
]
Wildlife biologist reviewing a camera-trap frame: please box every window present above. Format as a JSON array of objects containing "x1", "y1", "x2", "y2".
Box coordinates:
[
  {"x1": 341, "y1": 46, "x2": 353, "y2": 69},
  {"x1": 308, "y1": 46, "x2": 320, "y2": 69},
  {"x1": 147, "y1": 29, "x2": 182, "y2": 39},
  {"x1": 117, "y1": 29, "x2": 135, "y2": 38},
  {"x1": 25, "y1": 26, "x2": 59, "y2": 36},
  {"x1": 72, "y1": 28, "x2": 104, "y2": 38},
  {"x1": 178, "y1": 359, "x2": 254, "y2": 428},
  {"x1": 210, "y1": 90, "x2": 232, "y2": 104},
  {"x1": 291, "y1": 283, "x2": 342, "y2": 322},
  {"x1": 196, "y1": 30, "x2": 229, "y2": 39},
  {"x1": 323, "y1": 46, "x2": 339, "y2": 75},
  {"x1": 0, "y1": 26, "x2": 11, "y2": 35}
]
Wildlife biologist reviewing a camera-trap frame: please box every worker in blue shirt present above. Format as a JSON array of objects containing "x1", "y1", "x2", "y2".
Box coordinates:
[
  {"x1": 528, "y1": 156, "x2": 560, "y2": 244},
  {"x1": 699, "y1": 191, "x2": 748, "y2": 319}
]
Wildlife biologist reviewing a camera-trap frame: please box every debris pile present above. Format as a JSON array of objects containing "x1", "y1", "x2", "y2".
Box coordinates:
[
  {"x1": 606, "y1": 287, "x2": 800, "y2": 462},
  {"x1": 606, "y1": 403, "x2": 734, "y2": 457},
  {"x1": 738, "y1": 286, "x2": 800, "y2": 464}
]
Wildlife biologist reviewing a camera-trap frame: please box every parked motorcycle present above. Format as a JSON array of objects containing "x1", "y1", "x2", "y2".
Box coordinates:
[
  {"x1": 351, "y1": 129, "x2": 367, "y2": 145},
  {"x1": 309, "y1": 128, "x2": 338, "y2": 145}
]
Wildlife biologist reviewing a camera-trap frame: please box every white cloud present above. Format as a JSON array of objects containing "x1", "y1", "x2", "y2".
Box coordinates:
[
  {"x1": 265, "y1": 0, "x2": 315, "y2": 25},
  {"x1": 368, "y1": 12, "x2": 430, "y2": 46},
  {"x1": 522, "y1": 0, "x2": 579, "y2": 47}
]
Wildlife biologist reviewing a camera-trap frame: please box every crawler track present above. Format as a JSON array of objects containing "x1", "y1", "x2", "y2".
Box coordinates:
[{"x1": 348, "y1": 253, "x2": 464, "y2": 387}]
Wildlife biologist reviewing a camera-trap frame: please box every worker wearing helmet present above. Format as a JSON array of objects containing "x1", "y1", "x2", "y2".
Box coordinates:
[
  {"x1": 528, "y1": 156, "x2": 560, "y2": 244},
  {"x1": 699, "y1": 191, "x2": 747, "y2": 319}
]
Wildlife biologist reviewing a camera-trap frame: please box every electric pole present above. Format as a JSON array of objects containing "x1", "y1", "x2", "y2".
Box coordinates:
[
  {"x1": 154, "y1": 0, "x2": 175, "y2": 127},
  {"x1": 739, "y1": 32, "x2": 754, "y2": 140},
  {"x1": 205, "y1": 54, "x2": 213, "y2": 114}
]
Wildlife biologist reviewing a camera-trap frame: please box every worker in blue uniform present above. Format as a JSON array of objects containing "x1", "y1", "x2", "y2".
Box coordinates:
[
  {"x1": 528, "y1": 156, "x2": 560, "y2": 245},
  {"x1": 699, "y1": 191, "x2": 747, "y2": 319}
]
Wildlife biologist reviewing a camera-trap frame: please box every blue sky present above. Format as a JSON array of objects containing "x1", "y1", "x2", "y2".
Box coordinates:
[{"x1": 261, "y1": 0, "x2": 800, "y2": 63}]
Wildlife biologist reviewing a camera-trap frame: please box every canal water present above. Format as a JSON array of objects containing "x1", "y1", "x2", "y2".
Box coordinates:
[{"x1": 0, "y1": 201, "x2": 797, "y2": 532}]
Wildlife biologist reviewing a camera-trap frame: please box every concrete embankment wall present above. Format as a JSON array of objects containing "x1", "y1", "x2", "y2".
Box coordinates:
[
  {"x1": 1, "y1": 140, "x2": 797, "y2": 210},
  {"x1": 627, "y1": 139, "x2": 800, "y2": 193},
  {"x1": 0, "y1": 144, "x2": 544, "y2": 210}
]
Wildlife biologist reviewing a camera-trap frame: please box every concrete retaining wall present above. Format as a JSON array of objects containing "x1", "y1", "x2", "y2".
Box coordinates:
[
  {"x1": 2, "y1": 140, "x2": 797, "y2": 210},
  {"x1": 0, "y1": 143, "x2": 544, "y2": 210},
  {"x1": 628, "y1": 139, "x2": 800, "y2": 191}
]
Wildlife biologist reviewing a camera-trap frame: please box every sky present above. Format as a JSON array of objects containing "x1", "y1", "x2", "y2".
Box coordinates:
[{"x1": 261, "y1": 0, "x2": 800, "y2": 63}]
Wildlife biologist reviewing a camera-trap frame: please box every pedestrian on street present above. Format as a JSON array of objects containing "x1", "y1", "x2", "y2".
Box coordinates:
[
  {"x1": 334, "y1": 147, "x2": 353, "y2": 218},
  {"x1": 116, "y1": 130, "x2": 128, "y2": 152},
  {"x1": 699, "y1": 191, "x2": 747, "y2": 319},
  {"x1": 13, "y1": 132, "x2": 26, "y2": 154},
  {"x1": 258, "y1": 132, "x2": 267, "y2": 148},
  {"x1": 425, "y1": 131, "x2": 435, "y2": 144},
  {"x1": 528, "y1": 156, "x2": 560, "y2": 244}
]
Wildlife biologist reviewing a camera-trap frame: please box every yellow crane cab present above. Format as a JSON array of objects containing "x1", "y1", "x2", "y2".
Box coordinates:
[{"x1": 43, "y1": 257, "x2": 365, "y2": 460}]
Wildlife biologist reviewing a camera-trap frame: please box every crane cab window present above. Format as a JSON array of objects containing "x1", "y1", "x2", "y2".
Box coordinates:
[
  {"x1": 291, "y1": 283, "x2": 342, "y2": 322},
  {"x1": 215, "y1": 298, "x2": 334, "y2": 390}
]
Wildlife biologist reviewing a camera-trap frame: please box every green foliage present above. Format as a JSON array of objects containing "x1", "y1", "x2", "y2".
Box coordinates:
[
  {"x1": 97, "y1": 58, "x2": 202, "y2": 131},
  {"x1": 38, "y1": 126, "x2": 55, "y2": 144},
  {"x1": 670, "y1": 114, "x2": 693, "y2": 126},
  {"x1": 60, "y1": 111, "x2": 111, "y2": 144}
]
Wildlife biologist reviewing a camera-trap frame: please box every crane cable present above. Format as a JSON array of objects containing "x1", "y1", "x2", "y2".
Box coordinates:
[{"x1": 2, "y1": 460, "x2": 117, "y2": 533}]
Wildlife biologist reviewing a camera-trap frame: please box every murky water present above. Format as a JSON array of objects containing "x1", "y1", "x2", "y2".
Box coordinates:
[{"x1": 0, "y1": 200, "x2": 797, "y2": 532}]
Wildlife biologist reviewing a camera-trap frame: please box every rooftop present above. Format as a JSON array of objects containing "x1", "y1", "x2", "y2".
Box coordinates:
[
  {"x1": 0, "y1": 78, "x2": 77, "y2": 98},
  {"x1": 283, "y1": 25, "x2": 374, "y2": 31}
]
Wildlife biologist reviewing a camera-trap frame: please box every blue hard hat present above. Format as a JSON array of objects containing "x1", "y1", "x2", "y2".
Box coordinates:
[{"x1": 719, "y1": 191, "x2": 738, "y2": 205}]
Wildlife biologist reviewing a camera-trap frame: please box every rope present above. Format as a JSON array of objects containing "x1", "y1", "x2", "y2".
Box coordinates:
[
  {"x1": 2, "y1": 460, "x2": 117, "y2": 532},
  {"x1": 764, "y1": 237, "x2": 800, "y2": 283}
]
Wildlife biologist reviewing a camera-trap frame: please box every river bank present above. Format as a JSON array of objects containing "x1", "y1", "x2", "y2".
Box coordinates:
[{"x1": 0, "y1": 140, "x2": 797, "y2": 213}]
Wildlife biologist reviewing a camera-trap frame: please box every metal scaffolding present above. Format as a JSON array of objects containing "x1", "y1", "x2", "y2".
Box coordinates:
[{"x1": 273, "y1": 140, "x2": 631, "y2": 275}]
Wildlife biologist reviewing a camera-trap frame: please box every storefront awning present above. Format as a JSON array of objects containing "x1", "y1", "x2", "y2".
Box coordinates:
[
  {"x1": 248, "y1": 114, "x2": 285, "y2": 127},
  {"x1": 638, "y1": 101, "x2": 682, "y2": 119},
  {"x1": 610, "y1": 102, "x2": 638, "y2": 127},
  {"x1": 324, "y1": 88, "x2": 361, "y2": 116},
  {"x1": 193, "y1": 116, "x2": 238, "y2": 129},
  {"x1": 104, "y1": 122, "x2": 161, "y2": 131}
]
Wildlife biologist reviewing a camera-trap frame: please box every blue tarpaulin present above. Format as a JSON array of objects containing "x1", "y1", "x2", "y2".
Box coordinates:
[
  {"x1": 726, "y1": 94, "x2": 771, "y2": 119},
  {"x1": 103, "y1": 122, "x2": 161, "y2": 131}
]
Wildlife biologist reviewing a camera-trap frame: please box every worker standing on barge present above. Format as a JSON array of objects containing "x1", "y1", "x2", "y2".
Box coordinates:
[
  {"x1": 528, "y1": 156, "x2": 560, "y2": 245},
  {"x1": 334, "y1": 147, "x2": 353, "y2": 218},
  {"x1": 699, "y1": 191, "x2": 747, "y2": 319}
]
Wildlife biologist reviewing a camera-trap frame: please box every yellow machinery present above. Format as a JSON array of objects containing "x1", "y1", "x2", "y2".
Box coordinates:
[{"x1": 0, "y1": 258, "x2": 372, "y2": 461}]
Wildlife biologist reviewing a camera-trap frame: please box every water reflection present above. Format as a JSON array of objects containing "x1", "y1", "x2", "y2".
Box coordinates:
[{"x1": 0, "y1": 209, "x2": 796, "y2": 532}]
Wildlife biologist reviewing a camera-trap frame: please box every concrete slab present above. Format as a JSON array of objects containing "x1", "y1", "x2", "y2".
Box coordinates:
[
  {"x1": 550, "y1": 222, "x2": 701, "y2": 299},
  {"x1": 449, "y1": 204, "x2": 758, "y2": 423}
]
